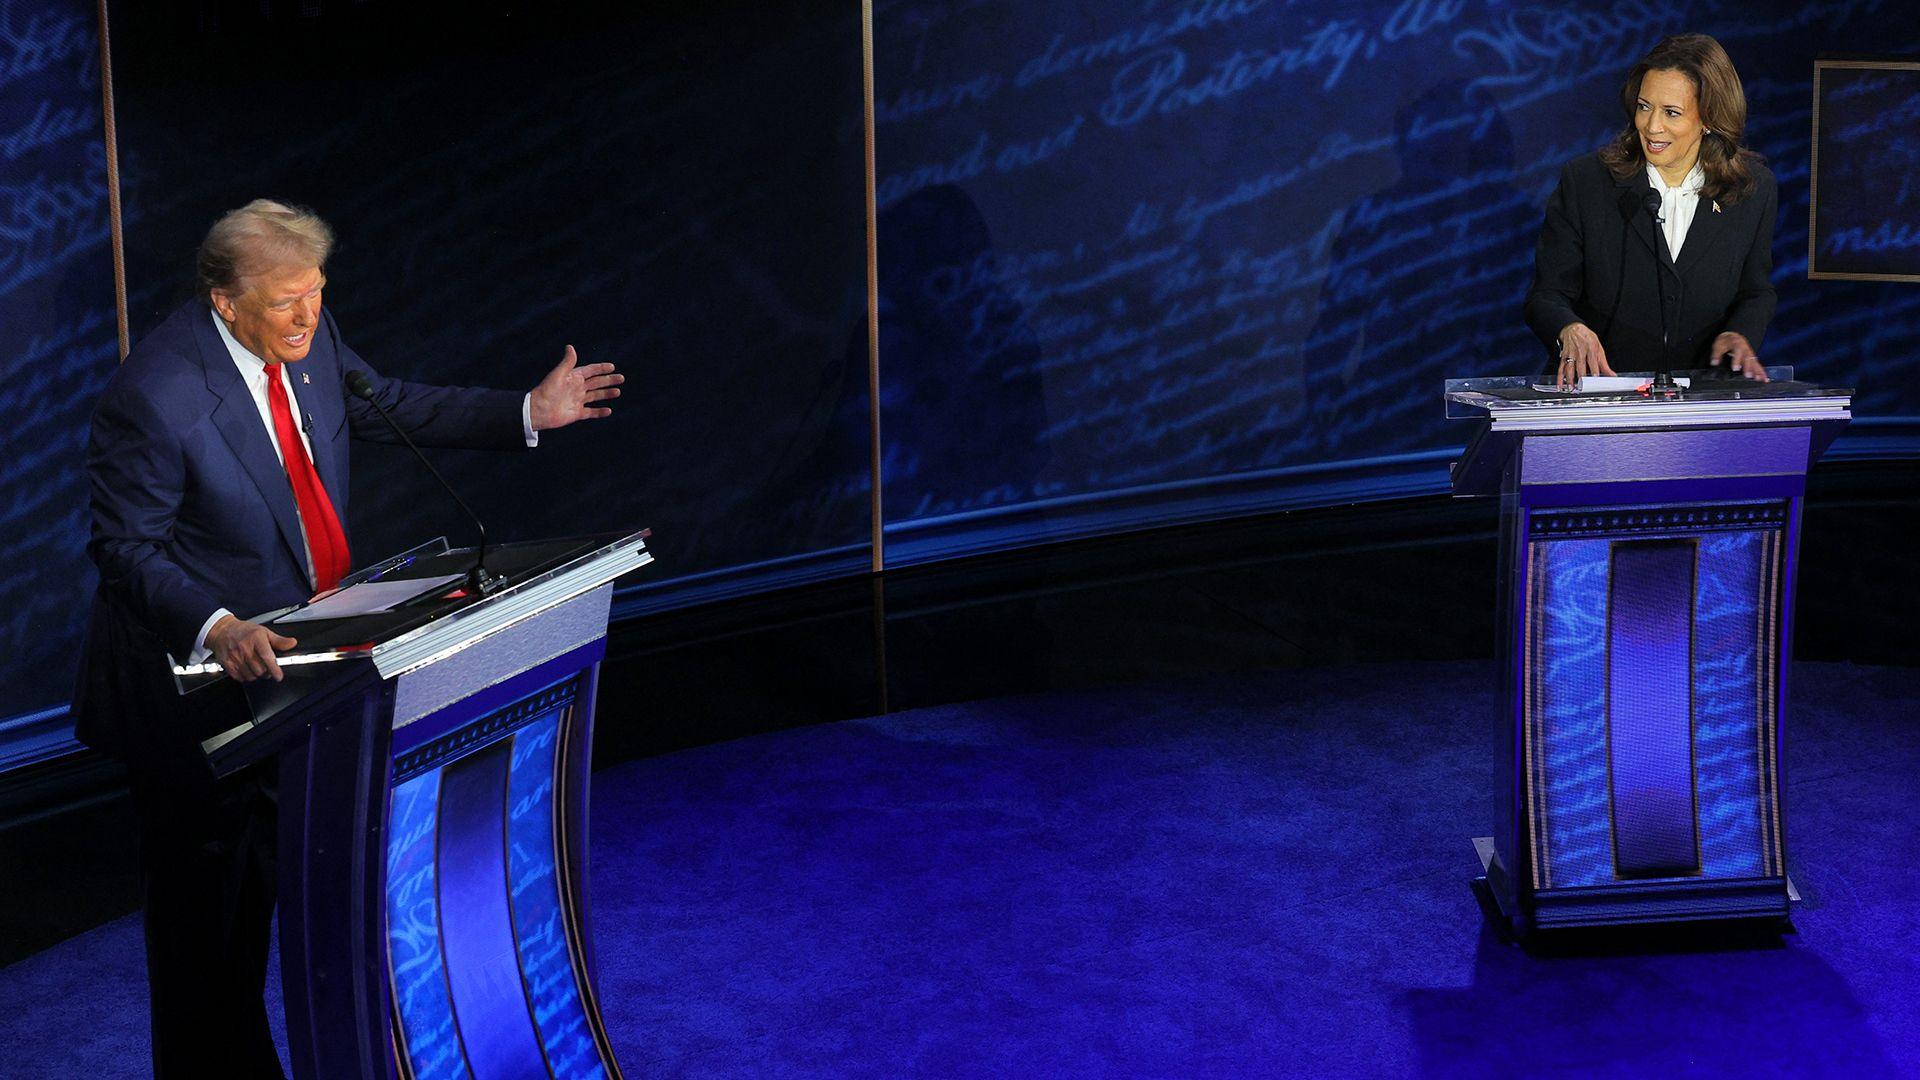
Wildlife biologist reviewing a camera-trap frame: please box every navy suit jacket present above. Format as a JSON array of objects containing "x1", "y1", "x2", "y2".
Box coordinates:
[
  {"x1": 1523, "y1": 152, "x2": 1777, "y2": 374},
  {"x1": 74, "y1": 299, "x2": 527, "y2": 763}
]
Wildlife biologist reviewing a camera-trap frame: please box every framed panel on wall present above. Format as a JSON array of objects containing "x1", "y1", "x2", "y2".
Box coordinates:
[{"x1": 1809, "y1": 58, "x2": 1920, "y2": 282}]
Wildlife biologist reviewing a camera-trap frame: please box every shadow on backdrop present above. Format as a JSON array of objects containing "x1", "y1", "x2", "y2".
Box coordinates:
[{"x1": 1306, "y1": 80, "x2": 1534, "y2": 458}]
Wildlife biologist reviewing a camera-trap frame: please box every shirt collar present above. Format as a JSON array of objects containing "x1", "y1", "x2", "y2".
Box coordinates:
[
  {"x1": 210, "y1": 305, "x2": 276, "y2": 382},
  {"x1": 1646, "y1": 161, "x2": 1705, "y2": 194}
]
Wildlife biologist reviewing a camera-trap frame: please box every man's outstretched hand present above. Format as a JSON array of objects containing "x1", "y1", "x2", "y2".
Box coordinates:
[
  {"x1": 206, "y1": 614, "x2": 297, "y2": 683},
  {"x1": 529, "y1": 345, "x2": 622, "y2": 432}
]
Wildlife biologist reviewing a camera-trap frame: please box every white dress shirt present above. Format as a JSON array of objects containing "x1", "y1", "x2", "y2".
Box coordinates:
[
  {"x1": 189, "y1": 308, "x2": 539, "y2": 662},
  {"x1": 190, "y1": 312, "x2": 324, "y2": 660},
  {"x1": 1647, "y1": 162, "x2": 1706, "y2": 260},
  {"x1": 212, "y1": 311, "x2": 320, "y2": 473}
]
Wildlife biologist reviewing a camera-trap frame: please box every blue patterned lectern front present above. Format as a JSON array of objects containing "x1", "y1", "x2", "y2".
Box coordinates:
[
  {"x1": 190, "y1": 532, "x2": 649, "y2": 1078},
  {"x1": 1447, "y1": 377, "x2": 1849, "y2": 933}
]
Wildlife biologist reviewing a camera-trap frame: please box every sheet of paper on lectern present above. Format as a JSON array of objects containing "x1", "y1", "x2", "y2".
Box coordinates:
[
  {"x1": 1578, "y1": 376, "x2": 1692, "y2": 392},
  {"x1": 275, "y1": 574, "x2": 464, "y2": 623}
]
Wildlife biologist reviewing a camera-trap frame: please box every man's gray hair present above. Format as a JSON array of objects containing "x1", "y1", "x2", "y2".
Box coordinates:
[{"x1": 197, "y1": 199, "x2": 334, "y2": 296}]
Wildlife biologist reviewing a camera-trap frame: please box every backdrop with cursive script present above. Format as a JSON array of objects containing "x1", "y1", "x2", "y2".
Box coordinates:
[
  {"x1": 0, "y1": 1, "x2": 875, "y2": 766},
  {"x1": 870, "y1": 0, "x2": 1920, "y2": 560},
  {"x1": 4, "y1": 1, "x2": 1920, "y2": 767},
  {"x1": 0, "y1": 0, "x2": 120, "y2": 764}
]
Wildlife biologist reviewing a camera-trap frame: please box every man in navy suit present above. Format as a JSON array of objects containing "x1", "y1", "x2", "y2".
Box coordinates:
[{"x1": 73, "y1": 199, "x2": 621, "y2": 1076}]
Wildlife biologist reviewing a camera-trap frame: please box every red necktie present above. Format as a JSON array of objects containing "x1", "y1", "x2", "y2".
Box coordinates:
[{"x1": 264, "y1": 364, "x2": 351, "y2": 591}]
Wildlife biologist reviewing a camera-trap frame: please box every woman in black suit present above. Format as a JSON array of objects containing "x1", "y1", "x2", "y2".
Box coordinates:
[{"x1": 1525, "y1": 34, "x2": 1776, "y2": 388}]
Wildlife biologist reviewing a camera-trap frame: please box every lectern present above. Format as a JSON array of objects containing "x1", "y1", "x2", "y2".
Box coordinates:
[
  {"x1": 178, "y1": 530, "x2": 651, "y2": 1078},
  {"x1": 1447, "y1": 373, "x2": 1851, "y2": 933}
]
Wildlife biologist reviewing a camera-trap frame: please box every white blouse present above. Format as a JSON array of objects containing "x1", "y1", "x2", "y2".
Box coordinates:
[{"x1": 1647, "y1": 162, "x2": 1706, "y2": 260}]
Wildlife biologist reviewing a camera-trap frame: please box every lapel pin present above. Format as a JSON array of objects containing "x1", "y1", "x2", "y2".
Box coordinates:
[
  {"x1": 301, "y1": 371, "x2": 310, "y2": 384},
  {"x1": 1712, "y1": 200, "x2": 1722, "y2": 213}
]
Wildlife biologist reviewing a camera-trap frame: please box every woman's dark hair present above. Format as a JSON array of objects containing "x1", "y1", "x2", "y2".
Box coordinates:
[{"x1": 1598, "y1": 33, "x2": 1764, "y2": 206}]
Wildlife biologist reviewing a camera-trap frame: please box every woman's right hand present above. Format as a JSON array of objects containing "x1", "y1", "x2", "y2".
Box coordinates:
[{"x1": 1555, "y1": 322, "x2": 1616, "y2": 388}]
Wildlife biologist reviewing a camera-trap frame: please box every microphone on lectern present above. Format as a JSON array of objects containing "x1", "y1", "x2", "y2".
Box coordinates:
[
  {"x1": 343, "y1": 370, "x2": 501, "y2": 596},
  {"x1": 1640, "y1": 189, "x2": 1680, "y2": 392}
]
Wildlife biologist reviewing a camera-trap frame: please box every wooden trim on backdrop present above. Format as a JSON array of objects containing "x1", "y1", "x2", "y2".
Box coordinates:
[
  {"x1": 1807, "y1": 61, "x2": 1821, "y2": 282},
  {"x1": 95, "y1": 0, "x2": 129, "y2": 359},
  {"x1": 871, "y1": 574, "x2": 889, "y2": 715},
  {"x1": 1807, "y1": 58, "x2": 1920, "y2": 283},
  {"x1": 862, "y1": 0, "x2": 884, "y2": 572},
  {"x1": 1807, "y1": 60, "x2": 1821, "y2": 282}
]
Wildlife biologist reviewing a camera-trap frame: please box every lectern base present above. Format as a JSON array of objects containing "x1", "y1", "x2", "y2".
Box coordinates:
[{"x1": 1472, "y1": 837, "x2": 1797, "y2": 936}]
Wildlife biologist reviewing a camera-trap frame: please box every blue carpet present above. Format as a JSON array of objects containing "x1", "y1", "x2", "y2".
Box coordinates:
[{"x1": 2, "y1": 661, "x2": 1916, "y2": 1077}]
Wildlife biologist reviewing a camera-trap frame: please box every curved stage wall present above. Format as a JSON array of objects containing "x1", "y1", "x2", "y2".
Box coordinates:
[
  {"x1": 3, "y1": 0, "x2": 1918, "y2": 765},
  {"x1": 868, "y1": 0, "x2": 1920, "y2": 561}
]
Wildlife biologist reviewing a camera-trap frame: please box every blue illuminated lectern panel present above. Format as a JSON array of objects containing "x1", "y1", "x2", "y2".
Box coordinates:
[
  {"x1": 1524, "y1": 509, "x2": 1783, "y2": 895},
  {"x1": 386, "y1": 674, "x2": 616, "y2": 1079}
]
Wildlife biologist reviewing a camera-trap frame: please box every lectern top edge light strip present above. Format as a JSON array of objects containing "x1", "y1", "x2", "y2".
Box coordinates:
[
  {"x1": 180, "y1": 647, "x2": 370, "y2": 679},
  {"x1": 372, "y1": 542, "x2": 651, "y2": 679},
  {"x1": 1489, "y1": 399, "x2": 1852, "y2": 434}
]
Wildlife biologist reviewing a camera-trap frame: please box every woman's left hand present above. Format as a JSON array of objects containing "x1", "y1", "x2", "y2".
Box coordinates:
[{"x1": 1710, "y1": 332, "x2": 1768, "y2": 381}]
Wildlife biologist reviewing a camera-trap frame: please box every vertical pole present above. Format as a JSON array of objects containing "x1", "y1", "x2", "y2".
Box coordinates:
[
  {"x1": 95, "y1": 0, "x2": 131, "y2": 360},
  {"x1": 861, "y1": 1, "x2": 890, "y2": 716},
  {"x1": 871, "y1": 574, "x2": 889, "y2": 715},
  {"x1": 861, "y1": 0, "x2": 883, "y2": 574}
]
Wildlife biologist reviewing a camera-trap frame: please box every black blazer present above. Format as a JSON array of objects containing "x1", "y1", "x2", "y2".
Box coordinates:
[{"x1": 1523, "y1": 152, "x2": 1776, "y2": 374}]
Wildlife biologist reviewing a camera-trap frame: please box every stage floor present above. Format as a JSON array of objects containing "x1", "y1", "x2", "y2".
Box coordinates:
[{"x1": 2, "y1": 659, "x2": 1916, "y2": 1077}]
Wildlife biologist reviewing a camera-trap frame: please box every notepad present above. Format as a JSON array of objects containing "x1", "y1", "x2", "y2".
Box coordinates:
[
  {"x1": 276, "y1": 574, "x2": 465, "y2": 623},
  {"x1": 1579, "y1": 376, "x2": 1691, "y2": 392}
]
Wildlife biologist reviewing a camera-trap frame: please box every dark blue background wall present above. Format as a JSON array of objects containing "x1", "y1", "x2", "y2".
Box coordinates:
[
  {"x1": 870, "y1": 0, "x2": 1920, "y2": 560},
  {"x1": 105, "y1": 1, "x2": 874, "y2": 591},
  {"x1": 3, "y1": 0, "x2": 1917, "y2": 766},
  {"x1": 0, "y1": 0, "x2": 119, "y2": 767}
]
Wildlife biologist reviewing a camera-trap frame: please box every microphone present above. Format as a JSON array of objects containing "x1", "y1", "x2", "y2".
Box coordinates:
[
  {"x1": 343, "y1": 369, "x2": 501, "y2": 597},
  {"x1": 1640, "y1": 188, "x2": 1665, "y2": 225},
  {"x1": 1640, "y1": 189, "x2": 1679, "y2": 391},
  {"x1": 1588, "y1": 190, "x2": 1644, "y2": 378}
]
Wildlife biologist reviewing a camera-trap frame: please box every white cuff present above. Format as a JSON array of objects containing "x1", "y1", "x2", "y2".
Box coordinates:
[
  {"x1": 522, "y1": 393, "x2": 539, "y2": 447},
  {"x1": 189, "y1": 608, "x2": 234, "y2": 665}
]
